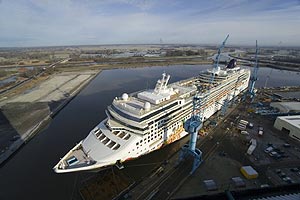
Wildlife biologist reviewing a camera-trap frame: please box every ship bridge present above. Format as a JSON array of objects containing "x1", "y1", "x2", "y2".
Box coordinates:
[{"x1": 110, "y1": 74, "x2": 196, "y2": 122}]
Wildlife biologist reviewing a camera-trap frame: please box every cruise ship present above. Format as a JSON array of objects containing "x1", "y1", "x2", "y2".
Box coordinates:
[{"x1": 54, "y1": 61, "x2": 250, "y2": 173}]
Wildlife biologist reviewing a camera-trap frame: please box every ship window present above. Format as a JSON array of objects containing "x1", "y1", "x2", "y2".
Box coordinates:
[
  {"x1": 113, "y1": 144, "x2": 121, "y2": 150},
  {"x1": 102, "y1": 138, "x2": 110, "y2": 145},
  {"x1": 107, "y1": 141, "x2": 116, "y2": 148},
  {"x1": 95, "y1": 131, "x2": 101, "y2": 138},
  {"x1": 112, "y1": 131, "x2": 118, "y2": 135},
  {"x1": 136, "y1": 142, "x2": 139, "y2": 146},
  {"x1": 148, "y1": 140, "x2": 150, "y2": 143},
  {"x1": 140, "y1": 140, "x2": 143, "y2": 143},
  {"x1": 111, "y1": 105, "x2": 141, "y2": 122},
  {"x1": 99, "y1": 134, "x2": 105, "y2": 140},
  {"x1": 119, "y1": 132, "x2": 126, "y2": 138},
  {"x1": 124, "y1": 134, "x2": 131, "y2": 140}
]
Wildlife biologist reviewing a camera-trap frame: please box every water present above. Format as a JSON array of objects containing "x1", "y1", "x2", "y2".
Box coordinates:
[
  {"x1": 254, "y1": 67, "x2": 300, "y2": 88},
  {"x1": 0, "y1": 65, "x2": 299, "y2": 200},
  {"x1": 0, "y1": 76, "x2": 17, "y2": 87}
]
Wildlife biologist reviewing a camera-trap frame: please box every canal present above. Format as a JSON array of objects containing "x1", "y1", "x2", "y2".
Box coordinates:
[{"x1": 0, "y1": 65, "x2": 299, "y2": 200}]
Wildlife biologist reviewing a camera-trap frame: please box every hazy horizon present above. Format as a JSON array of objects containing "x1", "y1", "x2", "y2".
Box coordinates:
[{"x1": 1, "y1": 0, "x2": 300, "y2": 47}]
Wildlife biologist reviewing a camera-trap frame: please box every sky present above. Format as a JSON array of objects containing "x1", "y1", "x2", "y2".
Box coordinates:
[{"x1": 0, "y1": 0, "x2": 300, "y2": 47}]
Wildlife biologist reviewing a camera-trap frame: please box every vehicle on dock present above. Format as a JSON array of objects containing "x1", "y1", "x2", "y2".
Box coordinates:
[
  {"x1": 241, "y1": 130, "x2": 249, "y2": 135},
  {"x1": 258, "y1": 126, "x2": 264, "y2": 136},
  {"x1": 264, "y1": 146, "x2": 274, "y2": 153}
]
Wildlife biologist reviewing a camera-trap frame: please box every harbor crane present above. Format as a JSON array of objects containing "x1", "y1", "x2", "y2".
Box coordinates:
[
  {"x1": 178, "y1": 35, "x2": 229, "y2": 174},
  {"x1": 244, "y1": 40, "x2": 259, "y2": 102}
]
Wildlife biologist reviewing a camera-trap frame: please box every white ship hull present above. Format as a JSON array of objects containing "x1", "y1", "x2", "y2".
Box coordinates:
[{"x1": 54, "y1": 67, "x2": 250, "y2": 173}]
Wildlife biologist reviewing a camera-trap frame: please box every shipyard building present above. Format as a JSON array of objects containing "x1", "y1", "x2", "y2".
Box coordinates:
[{"x1": 274, "y1": 115, "x2": 300, "y2": 142}]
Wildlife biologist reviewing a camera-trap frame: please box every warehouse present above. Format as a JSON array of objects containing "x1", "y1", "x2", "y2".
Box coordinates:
[
  {"x1": 270, "y1": 102, "x2": 300, "y2": 113},
  {"x1": 274, "y1": 115, "x2": 300, "y2": 142}
]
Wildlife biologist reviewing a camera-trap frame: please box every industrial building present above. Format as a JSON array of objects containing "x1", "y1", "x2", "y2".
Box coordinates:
[
  {"x1": 274, "y1": 115, "x2": 300, "y2": 142},
  {"x1": 270, "y1": 102, "x2": 300, "y2": 113}
]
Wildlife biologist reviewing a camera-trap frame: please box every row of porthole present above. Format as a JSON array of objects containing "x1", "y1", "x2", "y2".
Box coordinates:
[
  {"x1": 131, "y1": 137, "x2": 163, "y2": 154},
  {"x1": 136, "y1": 135, "x2": 163, "y2": 146}
]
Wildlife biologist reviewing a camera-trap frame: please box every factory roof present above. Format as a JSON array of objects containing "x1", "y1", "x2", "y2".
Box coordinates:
[
  {"x1": 276, "y1": 115, "x2": 300, "y2": 130},
  {"x1": 270, "y1": 102, "x2": 300, "y2": 113}
]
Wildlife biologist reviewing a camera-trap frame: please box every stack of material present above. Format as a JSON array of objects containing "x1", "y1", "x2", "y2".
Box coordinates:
[
  {"x1": 203, "y1": 180, "x2": 218, "y2": 191},
  {"x1": 240, "y1": 166, "x2": 258, "y2": 179},
  {"x1": 231, "y1": 177, "x2": 246, "y2": 188},
  {"x1": 238, "y1": 119, "x2": 248, "y2": 130}
]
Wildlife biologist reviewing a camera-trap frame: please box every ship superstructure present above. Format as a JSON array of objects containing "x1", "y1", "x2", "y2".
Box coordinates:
[{"x1": 54, "y1": 66, "x2": 250, "y2": 173}]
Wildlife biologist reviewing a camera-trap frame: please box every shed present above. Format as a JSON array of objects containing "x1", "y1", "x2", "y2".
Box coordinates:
[{"x1": 240, "y1": 166, "x2": 258, "y2": 179}]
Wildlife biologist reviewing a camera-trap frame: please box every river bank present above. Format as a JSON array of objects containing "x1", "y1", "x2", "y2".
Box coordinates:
[
  {"x1": 0, "y1": 69, "x2": 100, "y2": 165},
  {"x1": 0, "y1": 59, "x2": 208, "y2": 166},
  {"x1": 0, "y1": 64, "x2": 299, "y2": 200},
  {"x1": 1, "y1": 58, "x2": 299, "y2": 166}
]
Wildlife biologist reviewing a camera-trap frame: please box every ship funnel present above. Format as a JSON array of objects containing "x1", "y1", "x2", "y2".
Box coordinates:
[{"x1": 226, "y1": 59, "x2": 237, "y2": 69}]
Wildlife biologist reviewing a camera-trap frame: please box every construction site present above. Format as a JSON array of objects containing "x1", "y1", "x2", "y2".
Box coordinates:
[
  {"x1": 77, "y1": 40, "x2": 300, "y2": 200},
  {"x1": 0, "y1": 42, "x2": 299, "y2": 200},
  {"x1": 77, "y1": 86, "x2": 300, "y2": 200}
]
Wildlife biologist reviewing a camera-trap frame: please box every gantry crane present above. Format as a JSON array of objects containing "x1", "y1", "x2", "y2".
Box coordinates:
[
  {"x1": 244, "y1": 40, "x2": 259, "y2": 102},
  {"x1": 178, "y1": 35, "x2": 229, "y2": 174}
]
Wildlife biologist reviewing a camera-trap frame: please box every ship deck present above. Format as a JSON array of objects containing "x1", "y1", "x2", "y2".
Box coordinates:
[
  {"x1": 112, "y1": 81, "x2": 197, "y2": 116},
  {"x1": 57, "y1": 144, "x2": 96, "y2": 170}
]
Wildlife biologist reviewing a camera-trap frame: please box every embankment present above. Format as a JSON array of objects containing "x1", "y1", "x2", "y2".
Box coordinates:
[{"x1": 0, "y1": 70, "x2": 101, "y2": 165}]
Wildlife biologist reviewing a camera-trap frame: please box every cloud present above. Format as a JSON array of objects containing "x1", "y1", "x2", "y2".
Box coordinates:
[{"x1": 0, "y1": 0, "x2": 299, "y2": 47}]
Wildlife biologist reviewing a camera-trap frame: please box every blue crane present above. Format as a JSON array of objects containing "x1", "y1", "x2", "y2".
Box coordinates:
[
  {"x1": 245, "y1": 40, "x2": 259, "y2": 101},
  {"x1": 178, "y1": 35, "x2": 229, "y2": 174}
]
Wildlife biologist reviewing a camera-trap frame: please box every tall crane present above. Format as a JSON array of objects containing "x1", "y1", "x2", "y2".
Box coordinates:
[
  {"x1": 245, "y1": 40, "x2": 259, "y2": 101},
  {"x1": 178, "y1": 35, "x2": 229, "y2": 174}
]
